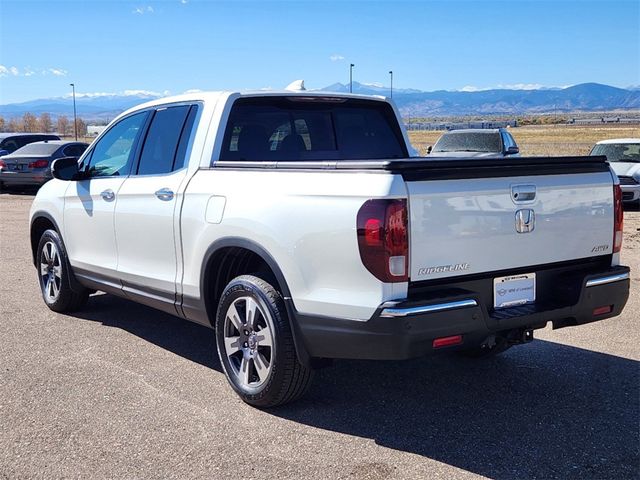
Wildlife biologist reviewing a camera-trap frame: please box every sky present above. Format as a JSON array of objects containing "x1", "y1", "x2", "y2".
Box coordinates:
[{"x1": 0, "y1": 0, "x2": 639, "y2": 104}]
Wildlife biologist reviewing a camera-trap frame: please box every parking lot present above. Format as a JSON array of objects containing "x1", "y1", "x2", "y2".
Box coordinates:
[{"x1": 1, "y1": 192, "x2": 638, "y2": 479}]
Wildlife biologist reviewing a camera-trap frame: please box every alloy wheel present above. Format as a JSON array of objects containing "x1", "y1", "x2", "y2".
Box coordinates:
[
  {"x1": 40, "y1": 241, "x2": 62, "y2": 302},
  {"x1": 222, "y1": 296, "x2": 274, "y2": 388}
]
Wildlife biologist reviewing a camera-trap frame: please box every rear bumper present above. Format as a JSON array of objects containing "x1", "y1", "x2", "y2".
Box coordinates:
[
  {"x1": 292, "y1": 264, "x2": 630, "y2": 361},
  {"x1": 0, "y1": 170, "x2": 51, "y2": 186}
]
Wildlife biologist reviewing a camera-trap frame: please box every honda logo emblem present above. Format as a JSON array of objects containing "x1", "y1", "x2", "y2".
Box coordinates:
[{"x1": 515, "y1": 209, "x2": 535, "y2": 233}]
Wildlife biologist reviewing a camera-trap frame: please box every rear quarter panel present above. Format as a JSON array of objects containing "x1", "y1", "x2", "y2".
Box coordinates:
[{"x1": 180, "y1": 169, "x2": 408, "y2": 320}]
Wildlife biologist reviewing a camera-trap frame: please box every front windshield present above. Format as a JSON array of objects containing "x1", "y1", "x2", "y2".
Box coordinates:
[
  {"x1": 433, "y1": 132, "x2": 501, "y2": 153},
  {"x1": 590, "y1": 143, "x2": 640, "y2": 162}
]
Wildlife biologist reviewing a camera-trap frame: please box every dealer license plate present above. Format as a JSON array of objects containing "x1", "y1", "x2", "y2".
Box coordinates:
[{"x1": 493, "y1": 273, "x2": 536, "y2": 308}]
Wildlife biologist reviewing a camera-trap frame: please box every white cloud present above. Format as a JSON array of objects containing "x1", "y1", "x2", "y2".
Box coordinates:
[
  {"x1": 180, "y1": 0, "x2": 188, "y2": 4},
  {"x1": 329, "y1": 54, "x2": 345, "y2": 62},
  {"x1": 183, "y1": 88, "x2": 203, "y2": 94},
  {"x1": 458, "y1": 83, "x2": 572, "y2": 92},
  {"x1": 496, "y1": 83, "x2": 544, "y2": 90},
  {"x1": 0, "y1": 65, "x2": 63, "y2": 77},
  {"x1": 123, "y1": 89, "x2": 162, "y2": 96},
  {"x1": 133, "y1": 5, "x2": 154, "y2": 14},
  {"x1": 48, "y1": 68, "x2": 68, "y2": 77},
  {"x1": 64, "y1": 90, "x2": 165, "y2": 99},
  {"x1": 72, "y1": 92, "x2": 115, "y2": 98}
]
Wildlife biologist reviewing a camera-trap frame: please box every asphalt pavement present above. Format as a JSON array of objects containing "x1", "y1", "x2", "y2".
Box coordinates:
[{"x1": 1, "y1": 193, "x2": 638, "y2": 479}]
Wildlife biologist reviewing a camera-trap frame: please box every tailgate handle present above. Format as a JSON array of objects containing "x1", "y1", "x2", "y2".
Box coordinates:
[{"x1": 512, "y1": 185, "x2": 536, "y2": 203}]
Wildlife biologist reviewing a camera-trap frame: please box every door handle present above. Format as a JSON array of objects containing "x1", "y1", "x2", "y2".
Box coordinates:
[
  {"x1": 511, "y1": 184, "x2": 536, "y2": 203},
  {"x1": 155, "y1": 188, "x2": 174, "y2": 201},
  {"x1": 100, "y1": 189, "x2": 115, "y2": 202}
]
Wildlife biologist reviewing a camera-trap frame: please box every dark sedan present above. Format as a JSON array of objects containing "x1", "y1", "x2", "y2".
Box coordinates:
[{"x1": 0, "y1": 140, "x2": 88, "y2": 190}]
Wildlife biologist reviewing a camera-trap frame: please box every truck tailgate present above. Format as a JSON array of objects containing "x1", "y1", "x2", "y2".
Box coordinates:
[{"x1": 403, "y1": 158, "x2": 615, "y2": 282}]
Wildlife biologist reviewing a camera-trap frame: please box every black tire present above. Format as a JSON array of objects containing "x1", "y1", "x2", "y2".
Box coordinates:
[
  {"x1": 215, "y1": 275, "x2": 313, "y2": 408},
  {"x1": 458, "y1": 336, "x2": 512, "y2": 358},
  {"x1": 36, "y1": 229, "x2": 90, "y2": 313}
]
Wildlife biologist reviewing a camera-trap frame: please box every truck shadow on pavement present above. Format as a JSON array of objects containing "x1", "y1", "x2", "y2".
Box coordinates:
[
  {"x1": 76, "y1": 293, "x2": 638, "y2": 480},
  {"x1": 280, "y1": 342, "x2": 639, "y2": 479},
  {"x1": 76, "y1": 293, "x2": 223, "y2": 372}
]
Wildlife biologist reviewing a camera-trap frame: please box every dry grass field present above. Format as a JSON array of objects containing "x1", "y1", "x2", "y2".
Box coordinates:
[{"x1": 408, "y1": 124, "x2": 640, "y2": 156}]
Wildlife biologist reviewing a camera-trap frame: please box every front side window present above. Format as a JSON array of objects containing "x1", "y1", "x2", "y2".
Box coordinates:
[
  {"x1": 220, "y1": 97, "x2": 407, "y2": 161},
  {"x1": 136, "y1": 105, "x2": 196, "y2": 175},
  {"x1": 83, "y1": 112, "x2": 148, "y2": 177}
]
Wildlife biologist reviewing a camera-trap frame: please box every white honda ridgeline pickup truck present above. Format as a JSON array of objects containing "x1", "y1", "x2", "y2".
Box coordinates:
[{"x1": 30, "y1": 90, "x2": 630, "y2": 407}]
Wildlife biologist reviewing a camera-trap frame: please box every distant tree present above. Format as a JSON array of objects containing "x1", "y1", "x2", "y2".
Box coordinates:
[
  {"x1": 75, "y1": 117, "x2": 87, "y2": 137},
  {"x1": 56, "y1": 115, "x2": 70, "y2": 137},
  {"x1": 38, "y1": 112, "x2": 53, "y2": 133},
  {"x1": 0, "y1": 116, "x2": 5, "y2": 132},
  {"x1": 8, "y1": 117, "x2": 24, "y2": 132},
  {"x1": 23, "y1": 113, "x2": 38, "y2": 132}
]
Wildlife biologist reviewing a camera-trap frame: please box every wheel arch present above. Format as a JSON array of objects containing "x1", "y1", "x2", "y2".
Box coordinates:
[
  {"x1": 197, "y1": 237, "x2": 310, "y2": 365},
  {"x1": 30, "y1": 211, "x2": 61, "y2": 266},
  {"x1": 30, "y1": 211, "x2": 86, "y2": 294}
]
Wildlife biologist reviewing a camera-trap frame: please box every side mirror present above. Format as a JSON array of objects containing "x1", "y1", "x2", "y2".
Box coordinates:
[
  {"x1": 51, "y1": 156, "x2": 85, "y2": 181},
  {"x1": 426, "y1": 145, "x2": 433, "y2": 155},
  {"x1": 505, "y1": 146, "x2": 519, "y2": 155}
]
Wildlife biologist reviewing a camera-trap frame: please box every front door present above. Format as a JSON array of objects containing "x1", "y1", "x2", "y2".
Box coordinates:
[{"x1": 63, "y1": 111, "x2": 149, "y2": 281}]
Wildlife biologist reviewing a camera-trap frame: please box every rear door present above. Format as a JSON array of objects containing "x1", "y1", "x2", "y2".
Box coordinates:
[
  {"x1": 63, "y1": 111, "x2": 149, "y2": 280},
  {"x1": 114, "y1": 104, "x2": 199, "y2": 307},
  {"x1": 407, "y1": 168, "x2": 615, "y2": 283}
]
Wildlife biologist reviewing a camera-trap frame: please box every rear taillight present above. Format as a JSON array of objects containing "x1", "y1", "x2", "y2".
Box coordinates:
[
  {"x1": 29, "y1": 159, "x2": 50, "y2": 168},
  {"x1": 613, "y1": 184, "x2": 623, "y2": 253},
  {"x1": 27, "y1": 159, "x2": 49, "y2": 169},
  {"x1": 0, "y1": 160, "x2": 6, "y2": 169},
  {"x1": 356, "y1": 199, "x2": 409, "y2": 282}
]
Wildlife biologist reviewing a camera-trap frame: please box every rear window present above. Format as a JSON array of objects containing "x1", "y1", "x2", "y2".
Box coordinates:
[
  {"x1": 219, "y1": 97, "x2": 407, "y2": 161},
  {"x1": 12, "y1": 142, "x2": 61, "y2": 156},
  {"x1": 590, "y1": 143, "x2": 640, "y2": 163},
  {"x1": 433, "y1": 132, "x2": 502, "y2": 153}
]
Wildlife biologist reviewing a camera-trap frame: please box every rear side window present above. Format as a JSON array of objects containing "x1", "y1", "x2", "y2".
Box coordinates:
[
  {"x1": 1, "y1": 139, "x2": 19, "y2": 152},
  {"x1": 136, "y1": 105, "x2": 197, "y2": 175},
  {"x1": 62, "y1": 144, "x2": 88, "y2": 157},
  {"x1": 220, "y1": 97, "x2": 407, "y2": 161}
]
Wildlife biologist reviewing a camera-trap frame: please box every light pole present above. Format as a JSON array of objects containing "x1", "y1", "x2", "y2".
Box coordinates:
[
  {"x1": 70, "y1": 83, "x2": 78, "y2": 140},
  {"x1": 389, "y1": 70, "x2": 393, "y2": 98},
  {"x1": 349, "y1": 64, "x2": 355, "y2": 93}
]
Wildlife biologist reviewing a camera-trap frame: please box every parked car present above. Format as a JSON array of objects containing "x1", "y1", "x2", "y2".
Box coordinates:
[
  {"x1": 0, "y1": 133, "x2": 61, "y2": 156},
  {"x1": 0, "y1": 140, "x2": 88, "y2": 190},
  {"x1": 30, "y1": 91, "x2": 629, "y2": 407},
  {"x1": 428, "y1": 128, "x2": 520, "y2": 157},
  {"x1": 590, "y1": 138, "x2": 640, "y2": 206}
]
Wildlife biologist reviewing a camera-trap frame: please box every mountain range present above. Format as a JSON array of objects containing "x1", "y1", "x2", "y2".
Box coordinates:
[{"x1": 1, "y1": 82, "x2": 638, "y2": 121}]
